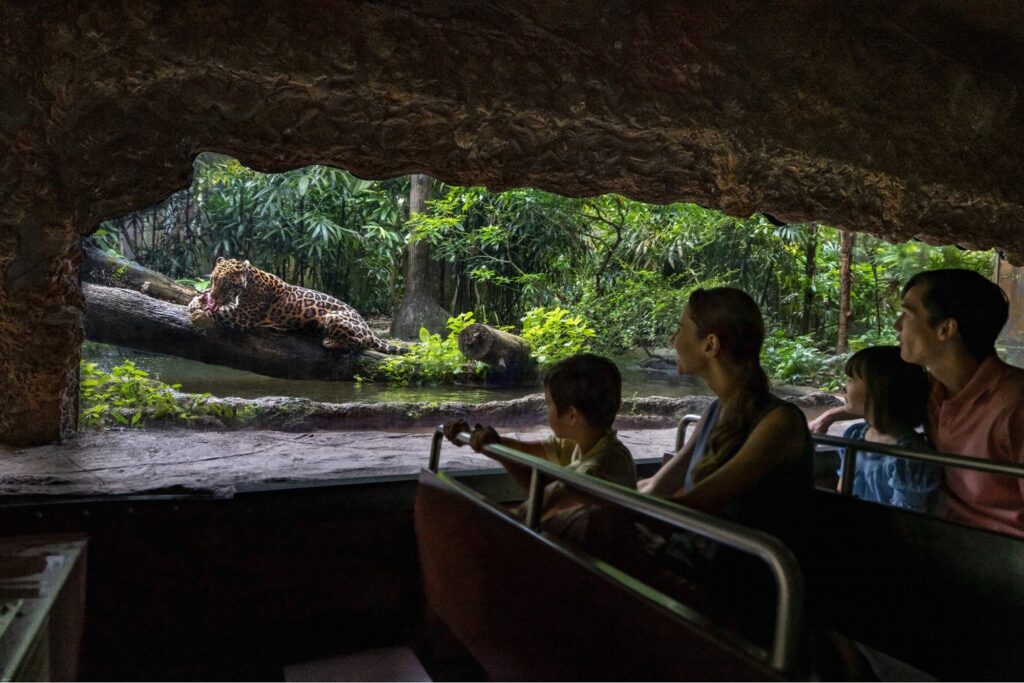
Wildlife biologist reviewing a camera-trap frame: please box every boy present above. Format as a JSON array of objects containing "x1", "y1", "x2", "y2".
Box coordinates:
[{"x1": 444, "y1": 353, "x2": 637, "y2": 515}]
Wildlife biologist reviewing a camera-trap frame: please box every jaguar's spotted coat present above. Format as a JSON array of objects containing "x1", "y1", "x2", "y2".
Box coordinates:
[{"x1": 187, "y1": 258, "x2": 403, "y2": 354}]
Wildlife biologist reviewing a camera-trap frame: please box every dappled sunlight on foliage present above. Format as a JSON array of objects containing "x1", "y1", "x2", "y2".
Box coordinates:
[
  {"x1": 520, "y1": 307, "x2": 596, "y2": 367},
  {"x1": 86, "y1": 154, "x2": 995, "y2": 392}
]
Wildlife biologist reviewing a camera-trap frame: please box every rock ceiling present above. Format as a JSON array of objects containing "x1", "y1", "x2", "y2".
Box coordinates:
[
  {"x1": 2, "y1": 0, "x2": 1024, "y2": 445},
  {"x1": 5, "y1": 1, "x2": 1024, "y2": 256}
]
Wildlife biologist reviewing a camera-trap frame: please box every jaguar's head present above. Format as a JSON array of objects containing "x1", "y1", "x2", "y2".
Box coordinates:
[{"x1": 208, "y1": 257, "x2": 251, "y2": 310}]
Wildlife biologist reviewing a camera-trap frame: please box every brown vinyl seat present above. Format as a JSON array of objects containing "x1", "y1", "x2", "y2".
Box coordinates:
[{"x1": 414, "y1": 470, "x2": 788, "y2": 681}]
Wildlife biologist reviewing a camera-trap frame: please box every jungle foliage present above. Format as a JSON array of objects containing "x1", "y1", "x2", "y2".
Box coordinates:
[
  {"x1": 88, "y1": 153, "x2": 994, "y2": 389},
  {"x1": 79, "y1": 360, "x2": 238, "y2": 428}
]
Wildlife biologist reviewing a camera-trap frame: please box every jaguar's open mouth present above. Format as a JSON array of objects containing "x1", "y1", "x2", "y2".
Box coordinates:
[{"x1": 202, "y1": 291, "x2": 219, "y2": 313}]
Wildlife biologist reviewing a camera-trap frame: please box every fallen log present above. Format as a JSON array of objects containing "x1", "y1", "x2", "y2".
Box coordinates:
[
  {"x1": 457, "y1": 323, "x2": 537, "y2": 386},
  {"x1": 82, "y1": 283, "x2": 386, "y2": 381},
  {"x1": 81, "y1": 245, "x2": 198, "y2": 305}
]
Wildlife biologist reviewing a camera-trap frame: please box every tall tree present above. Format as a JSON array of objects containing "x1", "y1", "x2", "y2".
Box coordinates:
[
  {"x1": 801, "y1": 225, "x2": 819, "y2": 335},
  {"x1": 390, "y1": 174, "x2": 450, "y2": 339},
  {"x1": 837, "y1": 229, "x2": 854, "y2": 353}
]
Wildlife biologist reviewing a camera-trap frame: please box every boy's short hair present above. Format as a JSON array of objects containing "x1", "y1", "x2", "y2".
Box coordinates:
[
  {"x1": 542, "y1": 353, "x2": 622, "y2": 431},
  {"x1": 845, "y1": 345, "x2": 929, "y2": 435},
  {"x1": 903, "y1": 269, "x2": 1008, "y2": 361}
]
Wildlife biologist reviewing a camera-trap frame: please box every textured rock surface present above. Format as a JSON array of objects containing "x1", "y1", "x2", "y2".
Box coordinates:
[
  {"x1": 0, "y1": 427, "x2": 679, "y2": 498},
  {"x1": 2, "y1": 1, "x2": 1023, "y2": 444}
]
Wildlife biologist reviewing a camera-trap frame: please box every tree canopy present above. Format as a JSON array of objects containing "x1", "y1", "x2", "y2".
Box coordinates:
[{"x1": 89, "y1": 153, "x2": 994, "y2": 389}]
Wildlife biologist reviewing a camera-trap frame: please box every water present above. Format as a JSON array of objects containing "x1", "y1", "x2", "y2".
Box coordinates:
[{"x1": 82, "y1": 343, "x2": 711, "y2": 404}]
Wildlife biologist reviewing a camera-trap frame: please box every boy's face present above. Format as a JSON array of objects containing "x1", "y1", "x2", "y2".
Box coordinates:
[{"x1": 544, "y1": 386, "x2": 572, "y2": 439}]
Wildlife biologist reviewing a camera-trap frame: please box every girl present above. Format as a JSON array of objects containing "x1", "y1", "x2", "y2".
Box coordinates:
[{"x1": 838, "y1": 345, "x2": 941, "y2": 512}]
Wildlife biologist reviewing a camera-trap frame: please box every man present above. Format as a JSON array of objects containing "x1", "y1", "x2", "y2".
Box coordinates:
[{"x1": 813, "y1": 269, "x2": 1024, "y2": 537}]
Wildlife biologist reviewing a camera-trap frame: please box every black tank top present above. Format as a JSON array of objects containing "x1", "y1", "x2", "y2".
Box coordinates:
[{"x1": 683, "y1": 395, "x2": 814, "y2": 550}]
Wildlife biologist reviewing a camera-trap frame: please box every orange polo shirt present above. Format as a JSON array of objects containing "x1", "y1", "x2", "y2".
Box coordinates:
[{"x1": 928, "y1": 355, "x2": 1024, "y2": 538}]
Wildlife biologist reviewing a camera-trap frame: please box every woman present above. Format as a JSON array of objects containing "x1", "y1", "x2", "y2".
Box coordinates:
[
  {"x1": 637, "y1": 288, "x2": 814, "y2": 651},
  {"x1": 639, "y1": 287, "x2": 813, "y2": 548}
]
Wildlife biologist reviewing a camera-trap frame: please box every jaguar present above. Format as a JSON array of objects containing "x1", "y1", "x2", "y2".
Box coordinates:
[{"x1": 187, "y1": 258, "x2": 404, "y2": 354}]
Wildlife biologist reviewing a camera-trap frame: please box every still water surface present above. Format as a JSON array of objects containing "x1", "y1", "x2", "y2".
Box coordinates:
[{"x1": 84, "y1": 344, "x2": 711, "y2": 404}]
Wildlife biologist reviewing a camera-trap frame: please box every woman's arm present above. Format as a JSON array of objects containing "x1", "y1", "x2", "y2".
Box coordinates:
[
  {"x1": 675, "y1": 406, "x2": 807, "y2": 514},
  {"x1": 638, "y1": 410, "x2": 709, "y2": 496}
]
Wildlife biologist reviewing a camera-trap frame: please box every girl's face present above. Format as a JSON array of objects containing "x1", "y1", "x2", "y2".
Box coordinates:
[{"x1": 844, "y1": 373, "x2": 868, "y2": 419}]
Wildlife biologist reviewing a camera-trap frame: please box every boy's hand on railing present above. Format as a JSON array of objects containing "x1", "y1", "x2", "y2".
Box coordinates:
[
  {"x1": 443, "y1": 419, "x2": 471, "y2": 446},
  {"x1": 469, "y1": 424, "x2": 501, "y2": 452}
]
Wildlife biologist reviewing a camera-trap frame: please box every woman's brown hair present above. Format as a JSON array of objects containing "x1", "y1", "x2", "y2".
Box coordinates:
[{"x1": 687, "y1": 287, "x2": 773, "y2": 482}]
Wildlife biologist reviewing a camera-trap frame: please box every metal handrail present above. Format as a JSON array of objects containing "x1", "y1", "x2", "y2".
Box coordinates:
[
  {"x1": 675, "y1": 411, "x2": 1024, "y2": 492},
  {"x1": 674, "y1": 413, "x2": 703, "y2": 453},
  {"x1": 428, "y1": 426, "x2": 805, "y2": 673},
  {"x1": 812, "y1": 433, "x2": 1024, "y2": 496}
]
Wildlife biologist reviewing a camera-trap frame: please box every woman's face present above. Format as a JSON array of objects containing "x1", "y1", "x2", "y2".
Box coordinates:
[
  {"x1": 844, "y1": 373, "x2": 868, "y2": 418},
  {"x1": 672, "y1": 305, "x2": 708, "y2": 375}
]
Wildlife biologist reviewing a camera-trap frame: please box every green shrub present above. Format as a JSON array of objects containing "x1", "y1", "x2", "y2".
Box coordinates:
[
  {"x1": 79, "y1": 360, "x2": 232, "y2": 428},
  {"x1": 848, "y1": 328, "x2": 899, "y2": 352},
  {"x1": 176, "y1": 277, "x2": 210, "y2": 292},
  {"x1": 520, "y1": 307, "x2": 596, "y2": 367},
  {"x1": 761, "y1": 331, "x2": 846, "y2": 391},
  {"x1": 378, "y1": 312, "x2": 485, "y2": 385}
]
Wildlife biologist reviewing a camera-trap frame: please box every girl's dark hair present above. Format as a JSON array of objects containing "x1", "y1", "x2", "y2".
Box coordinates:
[
  {"x1": 845, "y1": 345, "x2": 929, "y2": 436},
  {"x1": 687, "y1": 287, "x2": 772, "y2": 482},
  {"x1": 542, "y1": 353, "x2": 622, "y2": 430}
]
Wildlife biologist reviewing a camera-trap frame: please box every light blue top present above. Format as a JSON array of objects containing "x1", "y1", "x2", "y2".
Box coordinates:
[
  {"x1": 682, "y1": 400, "x2": 721, "y2": 494},
  {"x1": 838, "y1": 422, "x2": 943, "y2": 513}
]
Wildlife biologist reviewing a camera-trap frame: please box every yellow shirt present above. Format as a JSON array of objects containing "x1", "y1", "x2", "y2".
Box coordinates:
[{"x1": 541, "y1": 430, "x2": 637, "y2": 489}]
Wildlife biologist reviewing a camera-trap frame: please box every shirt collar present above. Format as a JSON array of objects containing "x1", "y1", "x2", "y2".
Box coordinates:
[
  {"x1": 572, "y1": 429, "x2": 617, "y2": 463},
  {"x1": 936, "y1": 355, "x2": 1005, "y2": 409}
]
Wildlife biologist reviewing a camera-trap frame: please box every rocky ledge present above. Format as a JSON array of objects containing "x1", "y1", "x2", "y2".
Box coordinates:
[{"x1": 155, "y1": 387, "x2": 843, "y2": 433}]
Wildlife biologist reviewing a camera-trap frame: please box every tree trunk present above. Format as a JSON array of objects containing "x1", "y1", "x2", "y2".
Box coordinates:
[
  {"x1": 837, "y1": 229, "x2": 854, "y2": 353},
  {"x1": 457, "y1": 323, "x2": 538, "y2": 386},
  {"x1": 81, "y1": 244, "x2": 198, "y2": 305},
  {"x1": 390, "y1": 174, "x2": 450, "y2": 339},
  {"x1": 82, "y1": 283, "x2": 387, "y2": 381},
  {"x1": 801, "y1": 225, "x2": 819, "y2": 335}
]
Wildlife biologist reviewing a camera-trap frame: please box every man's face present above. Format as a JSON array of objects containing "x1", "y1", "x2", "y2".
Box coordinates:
[{"x1": 895, "y1": 283, "x2": 942, "y2": 366}]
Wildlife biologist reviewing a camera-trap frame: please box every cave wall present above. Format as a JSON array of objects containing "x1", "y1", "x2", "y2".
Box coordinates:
[{"x1": 2, "y1": 0, "x2": 1023, "y2": 445}]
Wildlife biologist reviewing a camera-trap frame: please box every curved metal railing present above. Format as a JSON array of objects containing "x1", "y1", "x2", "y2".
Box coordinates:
[
  {"x1": 813, "y1": 432, "x2": 1024, "y2": 495},
  {"x1": 428, "y1": 426, "x2": 806, "y2": 673},
  {"x1": 672, "y1": 412, "x2": 1024, "y2": 495}
]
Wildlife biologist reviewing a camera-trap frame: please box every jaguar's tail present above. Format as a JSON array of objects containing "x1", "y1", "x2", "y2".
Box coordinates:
[{"x1": 373, "y1": 336, "x2": 409, "y2": 355}]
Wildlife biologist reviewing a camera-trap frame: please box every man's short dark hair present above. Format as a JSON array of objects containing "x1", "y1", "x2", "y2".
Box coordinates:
[
  {"x1": 903, "y1": 268, "x2": 1008, "y2": 361},
  {"x1": 542, "y1": 353, "x2": 622, "y2": 430}
]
